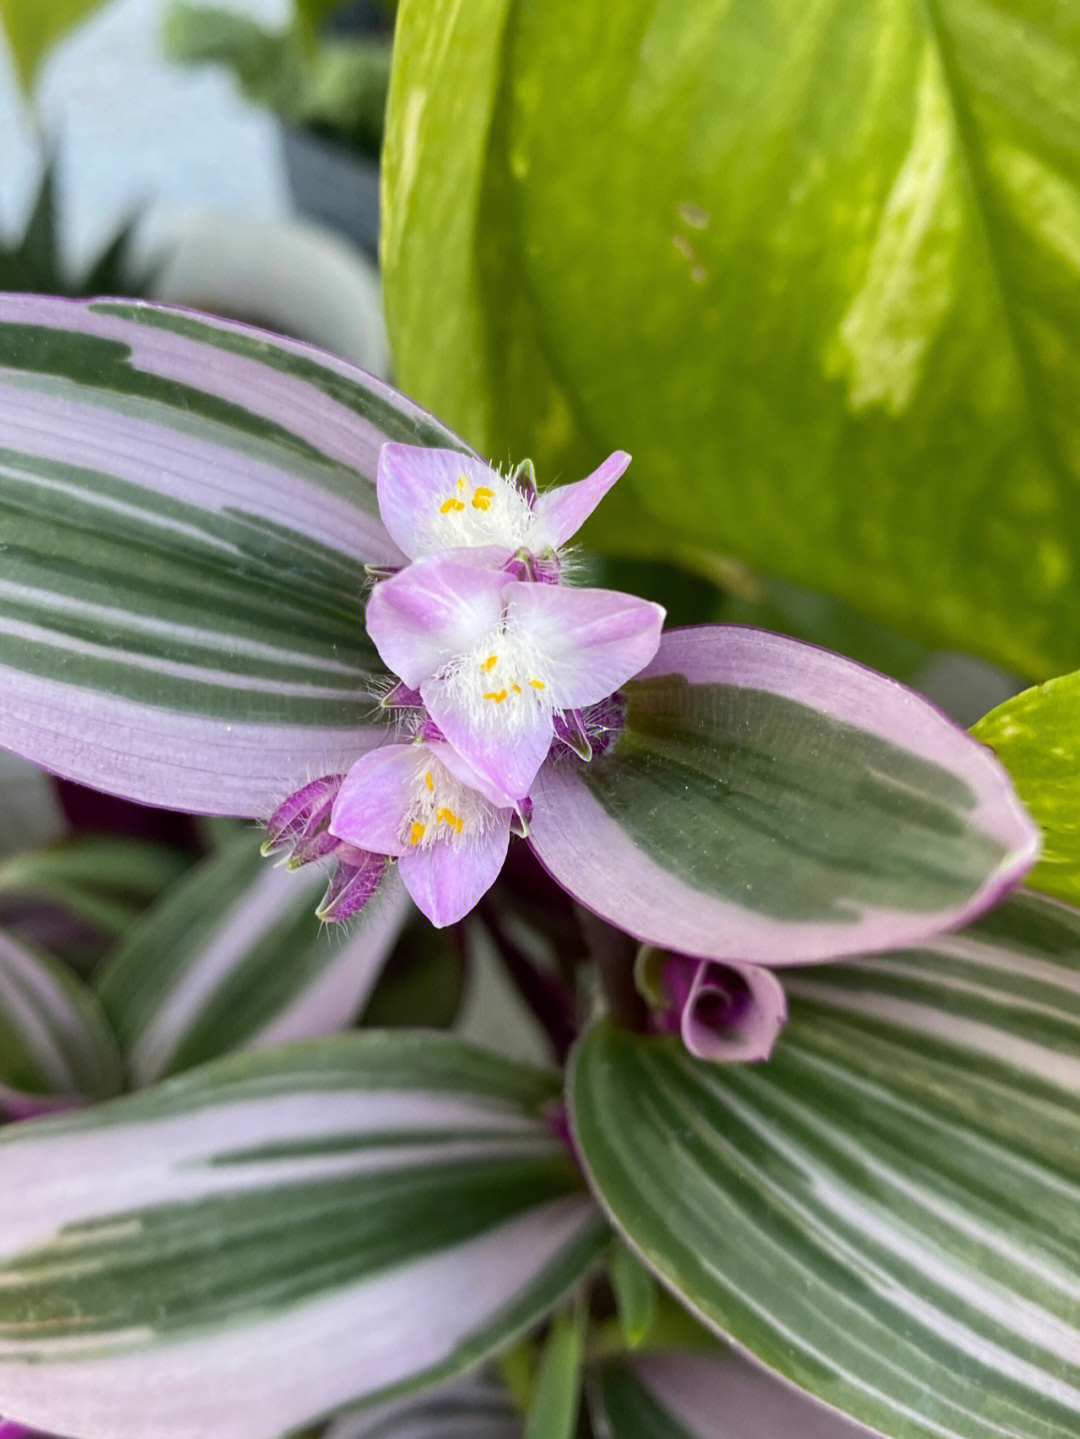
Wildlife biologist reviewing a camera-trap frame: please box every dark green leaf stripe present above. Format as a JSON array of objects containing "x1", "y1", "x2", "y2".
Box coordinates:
[
  {"x1": 0, "y1": 1034, "x2": 606, "y2": 1439},
  {"x1": 93, "y1": 302, "x2": 469, "y2": 454},
  {"x1": 0, "y1": 294, "x2": 467, "y2": 811},
  {"x1": 95, "y1": 830, "x2": 408, "y2": 1083},
  {"x1": 570, "y1": 891, "x2": 1080, "y2": 1439},
  {"x1": 596, "y1": 678, "x2": 1003, "y2": 920}
]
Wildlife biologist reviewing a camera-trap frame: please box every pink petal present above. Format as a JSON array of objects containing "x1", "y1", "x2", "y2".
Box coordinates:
[
  {"x1": 329, "y1": 746, "x2": 418, "y2": 857},
  {"x1": 365, "y1": 559, "x2": 508, "y2": 689},
  {"x1": 433, "y1": 737, "x2": 528, "y2": 810},
  {"x1": 398, "y1": 815, "x2": 512, "y2": 926},
  {"x1": 506, "y1": 584, "x2": 665, "y2": 709},
  {"x1": 531, "y1": 451, "x2": 631, "y2": 550},
  {"x1": 377, "y1": 445, "x2": 499, "y2": 558},
  {"x1": 421, "y1": 674, "x2": 555, "y2": 803}
]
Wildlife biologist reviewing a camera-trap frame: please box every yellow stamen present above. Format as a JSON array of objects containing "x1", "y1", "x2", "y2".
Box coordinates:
[
  {"x1": 409, "y1": 822, "x2": 426, "y2": 845},
  {"x1": 440, "y1": 497, "x2": 466, "y2": 513},
  {"x1": 483, "y1": 689, "x2": 508, "y2": 703},
  {"x1": 481, "y1": 654, "x2": 498, "y2": 671},
  {"x1": 472, "y1": 485, "x2": 495, "y2": 511},
  {"x1": 511, "y1": 683, "x2": 522, "y2": 693},
  {"x1": 437, "y1": 806, "x2": 464, "y2": 834},
  {"x1": 528, "y1": 678, "x2": 546, "y2": 690},
  {"x1": 424, "y1": 771, "x2": 434, "y2": 791},
  {"x1": 456, "y1": 476, "x2": 466, "y2": 490}
]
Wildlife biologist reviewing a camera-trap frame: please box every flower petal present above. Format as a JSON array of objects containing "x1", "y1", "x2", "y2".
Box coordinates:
[
  {"x1": 506, "y1": 584, "x2": 665, "y2": 709},
  {"x1": 421, "y1": 673, "x2": 554, "y2": 803},
  {"x1": 679, "y1": 958, "x2": 788, "y2": 1064},
  {"x1": 330, "y1": 746, "x2": 418, "y2": 857},
  {"x1": 398, "y1": 815, "x2": 512, "y2": 927},
  {"x1": 531, "y1": 451, "x2": 631, "y2": 550},
  {"x1": 377, "y1": 445, "x2": 505, "y2": 558},
  {"x1": 366, "y1": 559, "x2": 509, "y2": 690}
]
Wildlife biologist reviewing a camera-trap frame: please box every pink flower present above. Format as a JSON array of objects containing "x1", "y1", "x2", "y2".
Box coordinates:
[
  {"x1": 365, "y1": 556, "x2": 664, "y2": 802},
  {"x1": 327, "y1": 739, "x2": 517, "y2": 927},
  {"x1": 376, "y1": 443, "x2": 631, "y2": 571}
]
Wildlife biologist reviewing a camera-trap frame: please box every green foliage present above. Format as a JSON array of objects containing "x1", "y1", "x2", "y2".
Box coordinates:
[
  {"x1": 164, "y1": 2, "x2": 392, "y2": 160},
  {"x1": 0, "y1": 163, "x2": 153, "y2": 298},
  {"x1": 973, "y1": 672, "x2": 1080, "y2": 905},
  {"x1": 384, "y1": 0, "x2": 1080, "y2": 678},
  {"x1": 0, "y1": 0, "x2": 107, "y2": 91}
]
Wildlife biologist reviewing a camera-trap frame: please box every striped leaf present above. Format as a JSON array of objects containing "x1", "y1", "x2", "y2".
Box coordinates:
[
  {"x1": 324, "y1": 1371, "x2": 523, "y2": 1439},
  {"x1": 95, "y1": 829, "x2": 411, "y2": 1085},
  {"x1": 594, "y1": 1352, "x2": 874, "y2": 1439},
  {"x1": 0, "y1": 928, "x2": 121, "y2": 1118},
  {"x1": 529, "y1": 627, "x2": 1038, "y2": 964},
  {"x1": 0, "y1": 1033, "x2": 607, "y2": 1439},
  {"x1": 0, "y1": 295, "x2": 470, "y2": 815},
  {"x1": 569, "y1": 889, "x2": 1080, "y2": 1439},
  {"x1": 0, "y1": 835, "x2": 194, "y2": 973}
]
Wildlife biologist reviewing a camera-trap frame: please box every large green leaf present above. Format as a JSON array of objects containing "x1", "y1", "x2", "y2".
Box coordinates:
[
  {"x1": 973, "y1": 671, "x2": 1080, "y2": 906},
  {"x1": 384, "y1": 1, "x2": 1080, "y2": 677},
  {"x1": 0, "y1": 295, "x2": 469, "y2": 815},
  {"x1": 570, "y1": 889, "x2": 1080, "y2": 1439},
  {"x1": 0, "y1": 1033, "x2": 607, "y2": 1439}
]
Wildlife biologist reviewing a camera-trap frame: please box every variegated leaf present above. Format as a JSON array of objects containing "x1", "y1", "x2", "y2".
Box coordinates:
[
  {"x1": 0, "y1": 928, "x2": 120, "y2": 1118},
  {"x1": 95, "y1": 829, "x2": 411, "y2": 1085},
  {"x1": 0, "y1": 295, "x2": 470, "y2": 815},
  {"x1": 594, "y1": 1352, "x2": 874, "y2": 1438},
  {"x1": 0, "y1": 1033, "x2": 606, "y2": 1439},
  {"x1": 570, "y1": 890, "x2": 1080, "y2": 1439},
  {"x1": 530, "y1": 626, "x2": 1038, "y2": 964}
]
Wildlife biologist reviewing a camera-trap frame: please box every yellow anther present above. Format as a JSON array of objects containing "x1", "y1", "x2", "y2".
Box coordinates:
[
  {"x1": 424, "y1": 771, "x2": 434, "y2": 791},
  {"x1": 511, "y1": 683, "x2": 522, "y2": 693},
  {"x1": 528, "y1": 678, "x2": 546, "y2": 690},
  {"x1": 456, "y1": 476, "x2": 466, "y2": 490},
  {"x1": 483, "y1": 689, "x2": 508, "y2": 703},
  {"x1": 440, "y1": 497, "x2": 466, "y2": 513},
  {"x1": 472, "y1": 485, "x2": 495, "y2": 511},
  {"x1": 481, "y1": 654, "x2": 498, "y2": 671},
  {"x1": 437, "y1": 806, "x2": 464, "y2": 834},
  {"x1": 409, "y1": 822, "x2": 426, "y2": 845}
]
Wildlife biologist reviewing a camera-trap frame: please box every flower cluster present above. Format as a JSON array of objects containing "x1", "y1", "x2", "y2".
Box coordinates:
[{"x1": 266, "y1": 445, "x2": 664, "y2": 928}]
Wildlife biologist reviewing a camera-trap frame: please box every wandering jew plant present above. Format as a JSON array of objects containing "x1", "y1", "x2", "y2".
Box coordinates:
[{"x1": 0, "y1": 293, "x2": 1077, "y2": 1439}]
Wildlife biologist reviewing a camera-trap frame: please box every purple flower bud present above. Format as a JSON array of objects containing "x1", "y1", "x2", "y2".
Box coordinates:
[
  {"x1": 316, "y1": 849, "x2": 390, "y2": 923},
  {"x1": 262, "y1": 775, "x2": 345, "y2": 857},
  {"x1": 638, "y1": 947, "x2": 788, "y2": 1064}
]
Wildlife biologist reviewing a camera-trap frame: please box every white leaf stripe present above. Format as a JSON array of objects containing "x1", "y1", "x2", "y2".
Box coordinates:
[
  {"x1": 0, "y1": 932, "x2": 120, "y2": 1100},
  {"x1": 95, "y1": 835, "x2": 411, "y2": 1084},
  {"x1": 0, "y1": 667, "x2": 386, "y2": 816},
  {"x1": 0, "y1": 1034, "x2": 606, "y2": 1439},
  {"x1": 319, "y1": 1370, "x2": 521, "y2": 1439},
  {"x1": 570, "y1": 892, "x2": 1080, "y2": 1439}
]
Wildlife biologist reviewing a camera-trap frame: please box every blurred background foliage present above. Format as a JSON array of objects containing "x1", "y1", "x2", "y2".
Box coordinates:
[{"x1": 382, "y1": 0, "x2": 1080, "y2": 683}]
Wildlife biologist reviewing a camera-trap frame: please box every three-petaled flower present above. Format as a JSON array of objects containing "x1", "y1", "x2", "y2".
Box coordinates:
[
  {"x1": 271, "y1": 444, "x2": 663, "y2": 927},
  {"x1": 364, "y1": 556, "x2": 664, "y2": 802},
  {"x1": 376, "y1": 443, "x2": 631, "y2": 574}
]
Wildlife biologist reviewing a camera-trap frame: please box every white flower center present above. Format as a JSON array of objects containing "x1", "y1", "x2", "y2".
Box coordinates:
[
  {"x1": 402, "y1": 751, "x2": 500, "y2": 851},
  {"x1": 418, "y1": 468, "x2": 535, "y2": 556},
  {"x1": 437, "y1": 622, "x2": 557, "y2": 737}
]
